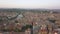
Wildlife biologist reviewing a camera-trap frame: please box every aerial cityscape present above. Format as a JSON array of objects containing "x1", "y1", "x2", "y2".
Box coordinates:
[
  {"x1": 0, "y1": 9, "x2": 60, "y2": 34},
  {"x1": 0, "y1": 0, "x2": 60, "y2": 34}
]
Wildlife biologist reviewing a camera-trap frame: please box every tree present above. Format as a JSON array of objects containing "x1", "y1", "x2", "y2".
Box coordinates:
[
  {"x1": 14, "y1": 28, "x2": 21, "y2": 32},
  {"x1": 15, "y1": 20, "x2": 18, "y2": 23},
  {"x1": 21, "y1": 24, "x2": 33, "y2": 32},
  {"x1": 47, "y1": 18, "x2": 56, "y2": 23}
]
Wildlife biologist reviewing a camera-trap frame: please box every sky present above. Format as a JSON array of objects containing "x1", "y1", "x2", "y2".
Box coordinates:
[{"x1": 0, "y1": 0, "x2": 60, "y2": 9}]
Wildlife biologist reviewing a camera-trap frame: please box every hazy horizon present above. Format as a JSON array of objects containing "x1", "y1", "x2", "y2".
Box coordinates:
[{"x1": 0, "y1": 0, "x2": 60, "y2": 9}]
